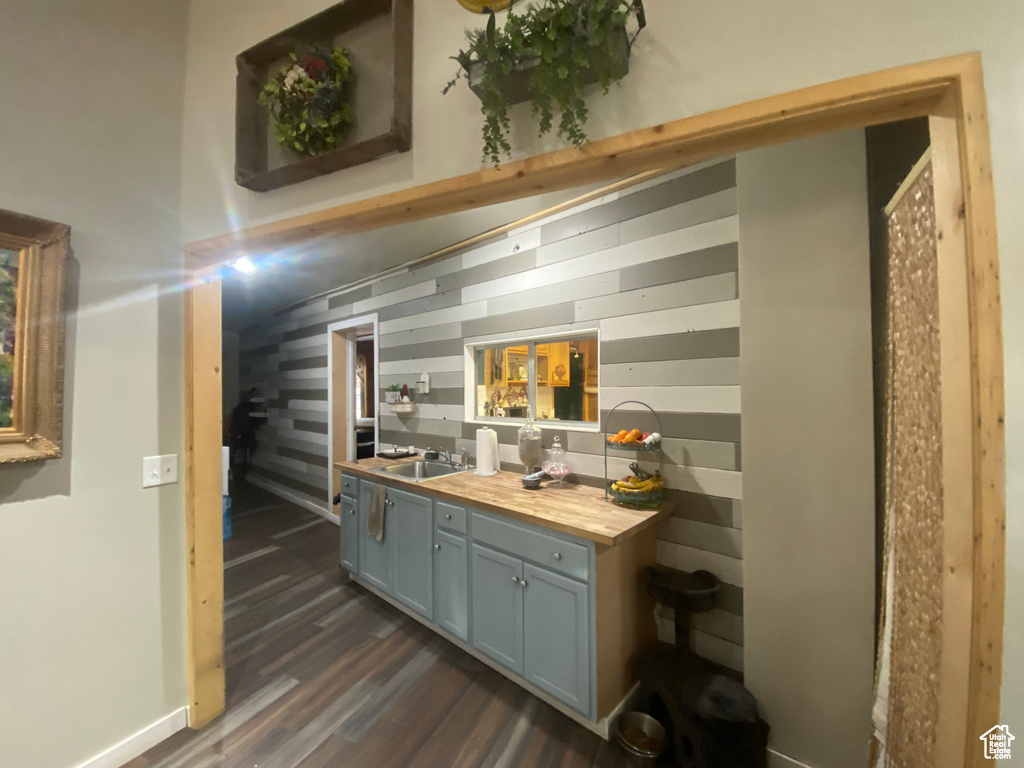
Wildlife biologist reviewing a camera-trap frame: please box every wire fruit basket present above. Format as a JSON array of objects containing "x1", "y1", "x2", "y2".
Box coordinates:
[{"x1": 603, "y1": 400, "x2": 664, "y2": 507}]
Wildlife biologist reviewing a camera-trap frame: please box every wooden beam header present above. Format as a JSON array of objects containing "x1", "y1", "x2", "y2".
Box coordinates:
[{"x1": 184, "y1": 54, "x2": 975, "y2": 263}]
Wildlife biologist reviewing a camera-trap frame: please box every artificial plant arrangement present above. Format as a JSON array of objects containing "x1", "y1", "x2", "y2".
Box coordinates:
[
  {"x1": 384, "y1": 383, "x2": 403, "y2": 404},
  {"x1": 258, "y1": 46, "x2": 355, "y2": 156},
  {"x1": 444, "y1": 0, "x2": 643, "y2": 165}
]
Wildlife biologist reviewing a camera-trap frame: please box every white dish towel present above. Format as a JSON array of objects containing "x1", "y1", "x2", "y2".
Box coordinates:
[{"x1": 366, "y1": 484, "x2": 386, "y2": 542}]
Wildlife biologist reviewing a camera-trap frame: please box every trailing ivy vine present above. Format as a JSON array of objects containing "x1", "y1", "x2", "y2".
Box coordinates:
[{"x1": 444, "y1": 0, "x2": 640, "y2": 165}]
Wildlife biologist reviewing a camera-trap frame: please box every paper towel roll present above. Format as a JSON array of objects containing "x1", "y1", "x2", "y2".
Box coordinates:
[{"x1": 475, "y1": 427, "x2": 499, "y2": 477}]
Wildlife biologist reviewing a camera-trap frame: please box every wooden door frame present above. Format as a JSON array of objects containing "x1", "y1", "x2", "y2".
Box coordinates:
[
  {"x1": 182, "y1": 52, "x2": 1004, "y2": 766},
  {"x1": 327, "y1": 314, "x2": 380, "y2": 516}
]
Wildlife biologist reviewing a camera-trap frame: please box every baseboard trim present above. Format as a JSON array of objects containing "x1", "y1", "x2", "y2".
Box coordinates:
[
  {"x1": 768, "y1": 748, "x2": 817, "y2": 768},
  {"x1": 72, "y1": 707, "x2": 187, "y2": 768},
  {"x1": 601, "y1": 681, "x2": 639, "y2": 739},
  {"x1": 247, "y1": 475, "x2": 338, "y2": 525}
]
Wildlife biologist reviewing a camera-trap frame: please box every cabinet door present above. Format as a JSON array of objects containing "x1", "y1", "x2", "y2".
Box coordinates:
[
  {"x1": 357, "y1": 481, "x2": 392, "y2": 594},
  {"x1": 523, "y1": 564, "x2": 590, "y2": 714},
  {"x1": 471, "y1": 544, "x2": 524, "y2": 675},
  {"x1": 339, "y1": 496, "x2": 358, "y2": 573},
  {"x1": 434, "y1": 529, "x2": 469, "y2": 641},
  {"x1": 392, "y1": 488, "x2": 434, "y2": 619}
]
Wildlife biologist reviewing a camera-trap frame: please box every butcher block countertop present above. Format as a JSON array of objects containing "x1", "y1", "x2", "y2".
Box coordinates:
[{"x1": 335, "y1": 457, "x2": 673, "y2": 547}]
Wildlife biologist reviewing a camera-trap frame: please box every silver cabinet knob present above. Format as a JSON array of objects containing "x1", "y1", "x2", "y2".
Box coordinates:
[
  {"x1": 349, "y1": 509, "x2": 355, "y2": 515},
  {"x1": 521, "y1": 580, "x2": 528, "y2": 589},
  {"x1": 434, "y1": 544, "x2": 441, "y2": 551},
  {"x1": 512, "y1": 576, "x2": 519, "y2": 583},
  {"x1": 385, "y1": 498, "x2": 394, "y2": 506},
  {"x1": 553, "y1": 552, "x2": 562, "y2": 560},
  {"x1": 445, "y1": 513, "x2": 451, "y2": 520}
]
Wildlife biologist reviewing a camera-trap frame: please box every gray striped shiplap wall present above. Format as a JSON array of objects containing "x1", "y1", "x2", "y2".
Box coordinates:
[{"x1": 239, "y1": 158, "x2": 744, "y2": 671}]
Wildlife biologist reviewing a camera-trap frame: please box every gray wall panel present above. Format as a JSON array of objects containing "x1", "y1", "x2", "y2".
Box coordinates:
[
  {"x1": 326, "y1": 284, "x2": 372, "y2": 310},
  {"x1": 274, "y1": 388, "x2": 328, "y2": 402},
  {"x1": 738, "y1": 132, "x2": 874, "y2": 765},
  {"x1": 280, "y1": 355, "x2": 327, "y2": 371},
  {"x1": 379, "y1": 322, "x2": 464, "y2": 349},
  {"x1": 618, "y1": 242, "x2": 739, "y2": 292},
  {"x1": 600, "y1": 358, "x2": 741, "y2": 387},
  {"x1": 667, "y1": 489, "x2": 742, "y2": 528},
  {"x1": 380, "y1": 431, "x2": 458, "y2": 454},
  {"x1": 276, "y1": 445, "x2": 330, "y2": 468},
  {"x1": 292, "y1": 419, "x2": 328, "y2": 435},
  {"x1": 535, "y1": 224, "x2": 620, "y2": 266},
  {"x1": 240, "y1": 343, "x2": 279, "y2": 360},
  {"x1": 540, "y1": 160, "x2": 736, "y2": 245},
  {"x1": 435, "y1": 250, "x2": 537, "y2": 293},
  {"x1": 371, "y1": 257, "x2": 464, "y2": 297},
  {"x1": 486, "y1": 272, "x2": 619, "y2": 318},
  {"x1": 379, "y1": 416, "x2": 464, "y2": 438},
  {"x1": 575, "y1": 273, "x2": 737, "y2": 322},
  {"x1": 378, "y1": 338, "x2": 466, "y2": 363},
  {"x1": 567, "y1": 432, "x2": 739, "y2": 471},
  {"x1": 602, "y1": 328, "x2": 740, "y2": 364},
  {"x1": 619, "y1": 188, "x2": 738, "y2": 244},
  {"x1": 240, "y1": 166, "x2": 746, "y2": 661},
  {"x1": 462, "y1": 303, "x2": 576, "y2": 339},
  {"x1": 598, "y1": 410, "x2": 742, "y2": 443},
  {"x1": 377, "y1": 290, "x2": 462, "y2": 322},
  {"x1": 407, "y1": 388, "x2": 465, "y2": 406}
]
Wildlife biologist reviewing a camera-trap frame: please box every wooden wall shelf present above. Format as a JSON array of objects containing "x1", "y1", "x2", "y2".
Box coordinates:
[{"x1": 234, "y1": 0, "x2": 412, "y2": 193}]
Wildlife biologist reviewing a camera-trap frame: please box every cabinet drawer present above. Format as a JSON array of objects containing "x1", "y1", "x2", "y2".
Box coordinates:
[
  {"x1": 435, "y1": 501, "x2": 468, "y2": 534},
  {"x1": 471, "y1": 512, "x2": 588, "y2": 582},
  {"x1": 339, "y1": 474, "x2": 358, "y2": 499}
]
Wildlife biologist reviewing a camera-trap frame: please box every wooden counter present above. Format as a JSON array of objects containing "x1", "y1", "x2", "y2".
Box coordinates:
[{"x1": 335, "y1": 457, "x2": 673, "y2": 547}]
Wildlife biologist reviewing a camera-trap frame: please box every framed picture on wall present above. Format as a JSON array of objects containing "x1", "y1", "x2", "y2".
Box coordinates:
[{"x1": 0, "y1": 207, "x2": 69, "y2": 463}]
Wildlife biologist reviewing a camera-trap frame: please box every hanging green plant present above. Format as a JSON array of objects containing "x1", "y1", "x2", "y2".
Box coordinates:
[
  {"x1": 258, "y1": 46, "x2": 355, "y2": 156},
  {"x1": 444, "y1": 0, "x2": 644, "y2": 165}
]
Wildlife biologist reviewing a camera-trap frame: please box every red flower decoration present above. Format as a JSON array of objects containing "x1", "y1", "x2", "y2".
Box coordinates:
[{"x1": 300, "y1": 55, "x2": 328, "y2": 80}]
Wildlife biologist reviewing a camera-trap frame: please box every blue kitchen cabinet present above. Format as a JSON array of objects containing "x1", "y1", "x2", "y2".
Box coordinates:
[
  {"x1": 523, "y1": 563, "x2": 590, "y2": 713},
  {"x1": 357, "y1": 480, "x2": 392, "y2": 594},
  {"x1": 347, "y1": 485, "x2": 596, "y2": 719},
  {"x1": 339, "y1": 494, "x2": 358, "y2": 573},
  {"x1": 434, "y1": 528, "x2": 469, "y2": 641},
  {"x1": 391, "y1": 487, "x2": 434, "y2": 619},
  {"x1": 471, "y1": 544, "x2": 524, "y2": 675}
]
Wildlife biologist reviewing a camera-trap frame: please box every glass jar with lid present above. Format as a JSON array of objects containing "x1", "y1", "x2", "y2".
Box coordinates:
[
  {"x1": 517, "y1": 406, "x2": 542, "y2": 472},
  {"x1": 542, "y1": 435, "x2": 571, "y2": 486}
]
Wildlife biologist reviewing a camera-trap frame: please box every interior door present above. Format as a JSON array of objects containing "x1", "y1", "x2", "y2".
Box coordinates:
[
  {"x1": 391, "y1": 487, "x2": 433, "y2": 618},
  {"x1": 523, "y1": 563, "x2": 590, "y2": 713},
  {"x1": 434, "y1": 528, "x2": 469, "y2": 641},
  {"x1": 471, "y1": 544, "x2": 524, "y2": 674}
]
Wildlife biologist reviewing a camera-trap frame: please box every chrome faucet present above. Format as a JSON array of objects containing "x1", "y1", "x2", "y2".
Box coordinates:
[{"x1": 439, "y1": 449, "x2": 452, "y2": 464}]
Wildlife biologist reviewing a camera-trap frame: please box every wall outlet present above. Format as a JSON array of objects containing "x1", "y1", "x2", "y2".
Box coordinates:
[{"x1": 142, "y1": 454, "x2": 178, "y2": 488}]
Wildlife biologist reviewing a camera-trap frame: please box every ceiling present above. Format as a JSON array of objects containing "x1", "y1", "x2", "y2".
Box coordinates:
[{"x1": 220, "y1": 183, "x2": 605, "y2": 333}]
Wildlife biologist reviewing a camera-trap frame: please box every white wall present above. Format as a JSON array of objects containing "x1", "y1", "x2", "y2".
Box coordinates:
[
  {"x1": 0, "y1": 2, "x2": 189, "y2": 767},
  {"x1": 181, "y1": 0, "x2": 1024, "y2": 742},
  {"x1": 738, "y1": 132, "x2": 876, "y2": 768}
]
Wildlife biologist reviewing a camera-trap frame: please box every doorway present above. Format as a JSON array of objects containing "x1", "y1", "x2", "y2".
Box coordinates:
[
  {"x1": 327, "y1": 314, "x2": 379, "y2": 519},
  {"x1": 182, "y1": 54, "x2": 1003, "y2": 757}
]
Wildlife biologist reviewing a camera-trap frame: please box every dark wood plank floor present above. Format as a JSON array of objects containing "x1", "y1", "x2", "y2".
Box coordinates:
[{"x1": 124, "y1": 483, "x2": 633, "y2": 768}]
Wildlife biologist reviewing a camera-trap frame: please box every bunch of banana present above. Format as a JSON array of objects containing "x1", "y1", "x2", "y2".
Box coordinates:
[{"x1": 611, "y1": 471, "x2": 664, "y2": 495}]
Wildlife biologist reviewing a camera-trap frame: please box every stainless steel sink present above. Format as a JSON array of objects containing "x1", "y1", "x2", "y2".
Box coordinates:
[{"x1": 372, "y1": 459, "x2": 470, "y2": 482}]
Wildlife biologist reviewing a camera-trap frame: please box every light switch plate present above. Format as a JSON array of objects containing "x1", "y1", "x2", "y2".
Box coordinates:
[{"x1": 143, "y1": 454, "x2": 178, "y2": 488}]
